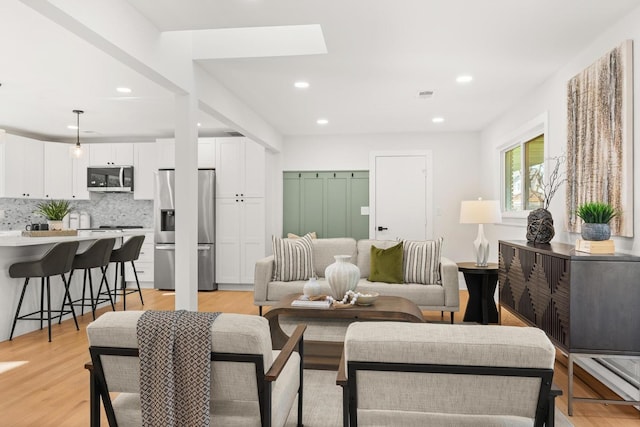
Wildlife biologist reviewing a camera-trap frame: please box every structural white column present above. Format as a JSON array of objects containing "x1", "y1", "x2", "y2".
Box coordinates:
[{"x1": 174, "y1": 92, "x2": 199, "y2": 311}]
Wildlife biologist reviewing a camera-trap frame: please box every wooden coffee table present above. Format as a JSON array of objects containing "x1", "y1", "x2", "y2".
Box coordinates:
[{"x1": 264, "y1": 293, "x2": 425, "y2": 369}]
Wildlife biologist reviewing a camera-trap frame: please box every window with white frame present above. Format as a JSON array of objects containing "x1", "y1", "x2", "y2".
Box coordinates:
[{"x1": 502, "y1": 134, "x2": 545, "y2": 212}]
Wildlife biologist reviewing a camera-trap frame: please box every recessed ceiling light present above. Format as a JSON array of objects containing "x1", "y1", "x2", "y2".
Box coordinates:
[
  {"x1": 67, "y1": 125, "x2": 78, "y2": 130},
  {"x1": 432, "y1": 117, "x2": 445, "y2": 123},
  {"x1": 456, "y1": 75, "x2": 473, "y2": 84},
  {"x1": 294, "y1": 81, "x2": 310, "y2": 89},
  {"x1": 316, "y1": 118, "x2": 329, "y2": 125},
  {"x1": 197, "y1": 122, "x2": 202, "y2": 127},
  {"x1": 116, "y1": 87, "x2": 132, "y2": 93}
]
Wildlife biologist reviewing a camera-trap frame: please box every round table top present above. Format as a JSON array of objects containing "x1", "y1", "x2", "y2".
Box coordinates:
[{"x1": 456, "y1": 262, "x2": 499, "y2": 272}]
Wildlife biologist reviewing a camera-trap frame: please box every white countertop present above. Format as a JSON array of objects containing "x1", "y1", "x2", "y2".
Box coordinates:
[{"x1": 0, "y1": 229, "x2": 152, "y2": 247}]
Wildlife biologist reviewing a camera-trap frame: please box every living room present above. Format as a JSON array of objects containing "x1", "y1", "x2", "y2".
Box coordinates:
[{"x1": 1, "y1": 1, "x2": 640, "y2": 426}]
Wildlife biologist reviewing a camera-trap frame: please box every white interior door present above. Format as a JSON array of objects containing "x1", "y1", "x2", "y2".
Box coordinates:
[{"x1": 370, "y1": 152, "x2": 432, "y2": 241}]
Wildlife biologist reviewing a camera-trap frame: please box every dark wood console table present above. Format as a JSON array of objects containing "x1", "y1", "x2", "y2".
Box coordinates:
[{"x1": 498, "y1": 240, "x2": 640, "y2": 415}]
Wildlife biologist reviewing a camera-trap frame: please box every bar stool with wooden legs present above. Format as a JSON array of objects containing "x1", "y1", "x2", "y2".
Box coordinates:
[
  {"x1": 63, "y1": 238, "x2": 117, "y2": 320},
  {"x1": 108, "y1": 235, "x2": 145, "y2": 311},
  {"x1": 9, "y1": 241, "x2": 80, "y2": 342}
]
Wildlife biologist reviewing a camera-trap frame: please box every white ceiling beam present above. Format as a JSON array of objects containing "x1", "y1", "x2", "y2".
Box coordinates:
[
  {"x1": 20, "y1": 0, "x2": 283, "y2": 151},
  {"x1": 191, "y1": 24, "x2": 327, "y2": 60}
]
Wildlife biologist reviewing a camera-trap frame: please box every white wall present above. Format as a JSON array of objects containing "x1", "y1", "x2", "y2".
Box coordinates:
[
  {"x1": 480, "y1": 5, "x2": 640, "y2": 255},
  {"x1": 280, "y1": 132, "x2": 486, "y2": 263}
]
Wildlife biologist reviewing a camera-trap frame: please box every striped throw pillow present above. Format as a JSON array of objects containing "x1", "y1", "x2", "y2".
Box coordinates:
[
  {"x1": 272, "y1": 233, "x2": 315, "y2": 281},
  {"x1": 403, "y1": 238, "x2": 443, "y2": 284}
]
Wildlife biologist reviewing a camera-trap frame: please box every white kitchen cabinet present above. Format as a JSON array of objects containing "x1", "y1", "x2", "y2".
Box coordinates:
[
  {"x1": 71, "y1": 145, "x2": 91, "y2": 200},
  {"x1": 215, "y1": 197, "x2": 265, "y2": 284},
  {"x1": 198, "y1": 138, "x2": 216, "y2": 168},
  {"x1": 133, "y1": 143, "x2": 157, "y2": 200},
  {"x1": 124, "y1": 232, "x2": 154, "y2": 287},
  {"x1": 155, "y1": 138, "x2": 216, "y2": 169},
  {"x1": 43, "y1": 142, "x2": 73, "y2": 199},
  {"x1": 89, "y1": 143, "x2": 134, "y2": 165},
  {"x1": 0, "y1": 134, "x2": 44, "y2": 199},
  {"x1": 215, "y1": 137, "x2": 265, "y2": 198}
]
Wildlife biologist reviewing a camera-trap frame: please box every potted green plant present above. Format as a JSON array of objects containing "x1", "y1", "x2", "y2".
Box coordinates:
[
  {"x1": 36, "y1": 200, "x2": 71, "y2": 231},
  {"x1": 576, "y1": 202, "x2": 618, "y2": 241}
]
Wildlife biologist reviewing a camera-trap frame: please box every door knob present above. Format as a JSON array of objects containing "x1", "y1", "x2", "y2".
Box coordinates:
[{"x1": 377, "y1": 226, "x2": 388, "y2": 231}]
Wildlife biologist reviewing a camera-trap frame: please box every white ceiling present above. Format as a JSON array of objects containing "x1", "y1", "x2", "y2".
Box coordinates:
[{"x1": 1, "y1": 0, "x2": 639, "y2": 142}]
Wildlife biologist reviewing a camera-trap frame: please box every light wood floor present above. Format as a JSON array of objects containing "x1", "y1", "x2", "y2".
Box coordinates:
[{"x1": 0, "y1": 289, "x2": 637, "y2": 426}]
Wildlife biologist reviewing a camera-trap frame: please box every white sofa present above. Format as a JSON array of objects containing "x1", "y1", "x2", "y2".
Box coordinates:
[
  {"x1": 339, "y1": 322, "x2": 559, "y2": 426},
  {"x1": 254, "y1": 238, "x2": 459, "y2": 320}
]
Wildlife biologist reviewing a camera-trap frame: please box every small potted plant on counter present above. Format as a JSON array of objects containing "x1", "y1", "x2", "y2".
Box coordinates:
[
  {"x1": 36, "y1": 200, "x2": 71, "y2": 231},
  {"x1": 576, "y1": 201, "x2": 618, "y2": 241}
]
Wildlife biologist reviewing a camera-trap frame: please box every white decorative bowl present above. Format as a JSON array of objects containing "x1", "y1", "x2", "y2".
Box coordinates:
[{"x1": 355, "y1": 292, "x2": 379, "y2": 306}]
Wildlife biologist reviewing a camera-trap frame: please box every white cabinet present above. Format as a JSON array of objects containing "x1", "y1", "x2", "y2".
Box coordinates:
[
  {"x1": 43, "y1": 143, "x2": 73, "y2": 199},
  {"x1": 0, "y1": 134, "x2": 44, "y2": 199},
  {"x1": 216, "y1": 198, "x2": 265, "y2": 284},
  {"x1": 124, "y1": 232, "x2": 154, "y2": 286},
  {"x1": 89, "y1": 143, "x2": 134, "y2": 165},
  {"x1": 155, "y1": 138, "x2": 216, "y2": 169},
  {"x1": 215, "y1": 137, "x2": 266, "y2": 284},
  {"x1": 215, "y1": 137, "x2": 265, "y2": 198},
  {"x1": 133, "y1": 143, "x2": 157, "y2": 200},
  {"x1": 198, "y1": 138, "x2": 216, "y2": 168},
  {"x1": 71, "y1": 145, "x2": 91, "y2": 200}
]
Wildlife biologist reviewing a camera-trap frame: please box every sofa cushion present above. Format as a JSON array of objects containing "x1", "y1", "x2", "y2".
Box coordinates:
[
  {"x1": 369, "y1": 242, "x2": 404, "y2": 283},
  {"x1": 312, "y1": 238, "x2": 357, "y2": 277},
  {"x1": 272, "y1": 234, "x2": 315, "y2": 281},
  {"x1": 403, "y1": 238, "x2": 443, "y2": 284},
  {"x1": 356, "y1": 240, "x2": 401, "y2": 278}
]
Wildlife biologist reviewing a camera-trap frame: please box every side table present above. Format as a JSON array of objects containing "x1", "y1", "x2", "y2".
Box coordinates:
[{"x1": 457, "y1": 262, "x2": 499, "y2": 325}]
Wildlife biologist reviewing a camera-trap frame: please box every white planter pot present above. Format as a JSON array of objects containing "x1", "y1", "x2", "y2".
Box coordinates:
[
  {"x1": 325, "y1": 255, "x2": 360, "y2": 300},
  {"x1": 48, "y1": 220, "x2": 63, "y2": 231}
]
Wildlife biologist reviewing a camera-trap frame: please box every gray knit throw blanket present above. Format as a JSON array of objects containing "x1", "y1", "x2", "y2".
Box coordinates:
[{"x1": 137, "y1": 310, "x2": 220, "y2": 427}]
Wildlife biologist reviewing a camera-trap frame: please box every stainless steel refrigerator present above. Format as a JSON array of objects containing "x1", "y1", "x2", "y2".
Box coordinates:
[{"x1": 154, "y1": 169, "x2": 217, "y2": 291}]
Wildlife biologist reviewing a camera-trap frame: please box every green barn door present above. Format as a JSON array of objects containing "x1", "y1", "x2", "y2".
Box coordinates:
[
  {"x1": 350, "y1": 171, "x2": 369, "y2": 240},
  {"x1": 301, "y1": 173, "x2": 325, "y2": 235},
  {"x1": 326, "y1": 172, "x2": 348, "y2": 237},
  {"x1": 283, "y1": 171, "x2": 369, "y2": 240}
]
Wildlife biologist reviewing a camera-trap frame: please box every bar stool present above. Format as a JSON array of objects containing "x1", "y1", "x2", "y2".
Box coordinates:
[
  {"x1": 64, "y1": 238, "x2": 116, "y2": 320},
  {"x1": 9, "y1": 241, "x2": 80, "y2": 342},
  {"x1": 106, "y1": 235, "x2": 145, "y2": 311}
]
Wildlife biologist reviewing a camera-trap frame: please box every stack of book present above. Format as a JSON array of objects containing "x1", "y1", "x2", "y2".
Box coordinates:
[
  {"x1": 291, "y1": 298, "x2": 332, "y2": 309},
  {"x1": 575, "y1": 239, "x2": 615, "y2": 254}
]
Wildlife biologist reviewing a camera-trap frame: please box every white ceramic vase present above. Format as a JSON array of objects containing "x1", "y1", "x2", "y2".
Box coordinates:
[
  {"x1": 303, "y1": 277, "x2": 322, "y2": 298},
  {"x1": 325, "y1": 255, "x2": 360, "y2": 300}
]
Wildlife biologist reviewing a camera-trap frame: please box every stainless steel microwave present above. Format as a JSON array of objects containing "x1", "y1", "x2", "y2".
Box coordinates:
[{"x1": 87, "y1": 166, "x2": 134, "y2": 192}]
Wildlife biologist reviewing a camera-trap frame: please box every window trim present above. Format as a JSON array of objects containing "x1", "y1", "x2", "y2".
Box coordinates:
[{"x1": 498, "y1": 112, "x2": 549, "y2": 219}]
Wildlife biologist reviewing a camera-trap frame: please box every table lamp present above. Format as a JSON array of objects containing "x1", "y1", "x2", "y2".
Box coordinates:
[{"x1": 459, "y1": 198, "x2": 502, "y2": 267}]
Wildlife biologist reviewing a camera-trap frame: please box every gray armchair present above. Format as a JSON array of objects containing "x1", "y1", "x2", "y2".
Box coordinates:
[{"x1": 86, "y1": 311, "x2": 305, "y2": 427}]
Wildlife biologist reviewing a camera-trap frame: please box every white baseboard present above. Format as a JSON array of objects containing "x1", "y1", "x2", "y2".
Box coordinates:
[{"x1": 217, "y1": 283, "x2": 254, "y2": 291}]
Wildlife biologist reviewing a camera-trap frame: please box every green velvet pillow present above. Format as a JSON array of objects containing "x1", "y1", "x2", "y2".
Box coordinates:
[{"x1": 369, "y1": 242, "x2": 404, "y2": 283}]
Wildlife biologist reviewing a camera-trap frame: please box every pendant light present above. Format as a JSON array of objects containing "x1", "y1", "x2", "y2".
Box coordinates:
[{"x1": 72, "y1": 109, "x2": 84, "y2": 158}]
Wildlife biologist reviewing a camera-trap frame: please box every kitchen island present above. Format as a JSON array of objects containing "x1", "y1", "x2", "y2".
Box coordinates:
[{"x1": 0, "y1": 230, "x2": 149, "y2": 341}]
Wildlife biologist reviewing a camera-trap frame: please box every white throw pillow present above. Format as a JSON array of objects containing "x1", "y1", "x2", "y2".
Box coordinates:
[
  {"x1": 272, "y1": 233, "x2": 316, "y2": 281},
  {"x1": 403, "y1": 238, "x2": 443, "y2": 284}
]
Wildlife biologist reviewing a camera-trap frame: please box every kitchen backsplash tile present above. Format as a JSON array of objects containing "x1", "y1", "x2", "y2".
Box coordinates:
[{"x1": 0, "y1": 193, "x2": 153, "y2": 230}]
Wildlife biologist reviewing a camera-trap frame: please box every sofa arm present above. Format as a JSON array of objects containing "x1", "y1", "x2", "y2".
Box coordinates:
[
  {"x1": 440, "y1": 257, "x2": 460, "y2": 310},
  {"x1": 254, "y1": 255, "x2": 274, "y2": 304}
]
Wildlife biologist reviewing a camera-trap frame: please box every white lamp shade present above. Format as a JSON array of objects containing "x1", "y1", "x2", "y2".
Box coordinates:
[{"x1": 460, "y1": 199, "x2": 502, "y2": 224}]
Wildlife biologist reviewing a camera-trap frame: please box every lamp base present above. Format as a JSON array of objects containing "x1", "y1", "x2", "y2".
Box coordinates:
[{"x1": 473, "y1": 224, "x2": 490, "y2": 267}]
